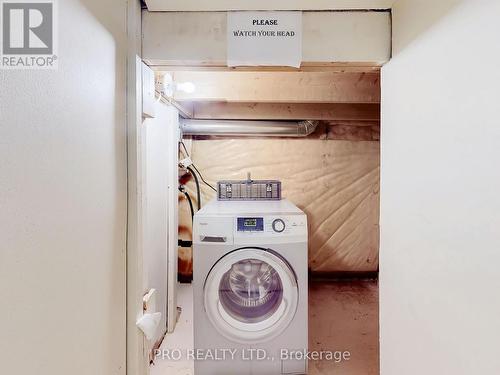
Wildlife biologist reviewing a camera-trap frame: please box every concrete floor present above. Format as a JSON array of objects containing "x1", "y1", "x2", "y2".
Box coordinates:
[
  {"x1": 308, "y1": 280, "x2": 379, "y2": 375},
  {"x1": 152, "y1": 283, "x2": 194, "y2": 375},
  {"x1": 151, "y1": 280, "x2": 379, "y2": 375}
]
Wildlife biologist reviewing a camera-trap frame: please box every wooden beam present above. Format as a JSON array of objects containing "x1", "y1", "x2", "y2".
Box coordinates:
[
  {"x1": 190, "y1": 102, "x2": 380, "y2": 121},
  {"x1": 148, "y1": 62, "x2": 382, "y2": 73},
  {"x1": 142, "y1": 11, "x2": 391, "y2": 64},
  {"x1": 144, "y1": 0, "x2": 394, "y2": 12},
  {"x1": 158, "y1": 92, "x2": 194, "y2": 118},
  {"x1": 325, "y1": 121, "x2": 380, "y2": 141},
  {"x1": 168, "y1": 71, "x2": 380, "y2": 103}
]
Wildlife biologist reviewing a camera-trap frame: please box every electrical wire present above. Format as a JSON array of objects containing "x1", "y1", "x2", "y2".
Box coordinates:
[
  {"x1": 184, "y1": 191, "x2": 194, "y2": 222},
  {"x1": 179, "y1": 186, "x2": 194, "y2": 222},
  {"x1": 187, "y1": 166, "x2": 201, "y2": 210},
  {"x1": 192, "y1": 164, "x2": 217, "y2": 193},
  {"x1": 180, "y1": 141, "x2": 217, "y2": 193},
  {"x1": 180, "y1": 140, "x2": 190, "y2": 158}
]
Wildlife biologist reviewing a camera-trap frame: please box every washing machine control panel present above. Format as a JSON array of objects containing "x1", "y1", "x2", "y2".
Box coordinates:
[
  {"x1": 235, "y1": 215, "x2": 306, "y2": 238},
  {"x1": 237, "y1": 217, "x2": 264, "y2": 232},
  {"x1": 272, "y1": 218, "x2": 286, "y2": 232}
]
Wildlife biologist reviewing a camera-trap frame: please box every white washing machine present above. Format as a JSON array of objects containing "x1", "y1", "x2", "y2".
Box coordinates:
[{"x1": 193, "y1": 199, "x2": 308, "y2": 375}]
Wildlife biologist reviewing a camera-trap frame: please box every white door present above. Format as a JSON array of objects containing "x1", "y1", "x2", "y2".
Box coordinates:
[{"x1": 204, "y1": 247, "x2": 298, "y2": 343}]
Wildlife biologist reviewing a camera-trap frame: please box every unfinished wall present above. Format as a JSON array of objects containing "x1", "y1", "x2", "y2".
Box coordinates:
[
  {"x1": 0, "y1": 1, "x2": 127, "y2": 374},
  {"x1": 179, "y1": 125, "x2": 380, "y2": 277},
  {"x1": 381, "y1": 0, "x2": 500, "y2": 374}
]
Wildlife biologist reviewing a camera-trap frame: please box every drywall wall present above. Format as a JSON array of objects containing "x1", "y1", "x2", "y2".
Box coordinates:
[
  {"x1": 142, "y1": 11, "x2": 391, "y2": 65},
  {"x1": 0, "y1": 1, "x2": 127, "y2": 374},
  {"x1": 126, "y1": 1, "x2": 148, "y2": 374},
  {"x1": 145, "y1": 0, "x2": 395, "y2": 11},
  {"x1": 380, "y1": 0, "x2": 500, "y2": 374},
  {"x1": 179, "y1": 129, "x2": 380, "y2": 277}
]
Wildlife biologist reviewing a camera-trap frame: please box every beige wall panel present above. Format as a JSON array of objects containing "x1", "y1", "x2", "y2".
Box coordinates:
[{"x1": 179, "y1": 138, "x2": 379, "y2": 274}]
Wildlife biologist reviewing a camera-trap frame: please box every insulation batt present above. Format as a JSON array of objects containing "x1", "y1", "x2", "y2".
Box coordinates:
[{"x1": 179, "y1": 136, "x2": 380, "y2": 275}]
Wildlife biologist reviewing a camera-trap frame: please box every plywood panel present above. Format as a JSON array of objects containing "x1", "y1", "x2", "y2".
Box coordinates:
[{"x1": 179, "y1": 136, "x2": 379, "y2": 275}]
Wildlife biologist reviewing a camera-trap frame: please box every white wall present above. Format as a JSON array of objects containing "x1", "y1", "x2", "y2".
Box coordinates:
[
  {"x1": 0, "y1": 1, "x2": 127, "y2": 374},
  {"x1": 125, "y1": 2, "x2": 148, "y2": 375},
  {"x1": 380, "y1": 1, "x2": 500, "y2": 374}
]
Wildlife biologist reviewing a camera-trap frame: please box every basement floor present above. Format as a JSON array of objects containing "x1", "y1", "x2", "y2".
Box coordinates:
[
  {"x1": 308, "y1": 280, "x2": 379, "y2": 375},
  {"x1": 151, "y1": 280, "x2": 379, "y2": 375}
]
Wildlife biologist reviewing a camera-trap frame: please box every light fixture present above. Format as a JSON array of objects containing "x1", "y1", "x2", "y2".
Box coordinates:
[
  {"x1": 159, "y1": 73, "x2": 196, "y2": 97},
  {"x1": 176, "y1": 81, "x2": 196, "y2": 94}
]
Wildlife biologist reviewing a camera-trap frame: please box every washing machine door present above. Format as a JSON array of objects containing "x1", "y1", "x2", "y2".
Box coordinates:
[{"x1": 204, "y1": 247, "x2": 298, "y2": 344}]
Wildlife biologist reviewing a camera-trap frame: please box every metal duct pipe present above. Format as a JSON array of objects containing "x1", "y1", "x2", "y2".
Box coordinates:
[{"x1": 180, "y1": 119, "x2": 318, "y2": 137}]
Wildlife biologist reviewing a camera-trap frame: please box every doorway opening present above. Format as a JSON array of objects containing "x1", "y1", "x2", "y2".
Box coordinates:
[{"x1": 150, "y1": 63, "x2": 381, "y2": 375}]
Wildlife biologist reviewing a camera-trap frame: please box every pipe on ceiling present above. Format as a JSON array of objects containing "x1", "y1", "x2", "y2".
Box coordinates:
[{"x1": 180, "y1": 119, "x2": 318, "y2": 137}]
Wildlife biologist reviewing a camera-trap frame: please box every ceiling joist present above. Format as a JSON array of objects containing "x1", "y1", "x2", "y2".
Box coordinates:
[
  {"x1": 166, "y1": 71, "x2": 380, "y2": 104},
  {"x1": 149, "y1": 62, "x2": 381, "y2": 73},
  {"x1": 189, "y1": 102, "x2": 380, "y2": 121},
  {"x1": 144, "y1": 0, "x2": 394, "y2": 12}
]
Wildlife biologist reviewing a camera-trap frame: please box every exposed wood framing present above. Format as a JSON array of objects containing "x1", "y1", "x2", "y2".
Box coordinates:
[
  {"x1": 157, "y1": 91, "x2": 194, "y2": 118},
  {"x1": 144, "y1": 0, "x2": 394, "y2": 12},
  {"x1": 142, "y1": 11, "x2": 391, "y2": 65},
  {"x1": 149, "y1": 62, "x2": 382, "y2": 73},
  {"x1": 165, "y1": 71, "x2": 380, "y2": 103},
  {"x1": 321, "y1": 121, "x2": 380, "y2": 141},
  {"x1": 189, "y1": 102, "x2": 380, "y2": 121}
]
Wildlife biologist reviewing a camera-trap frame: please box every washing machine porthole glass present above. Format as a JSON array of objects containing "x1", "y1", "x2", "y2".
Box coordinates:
[
  {"x1": 204, "y1": 247, "x2": 299, "y2": 343},
  {"x1": 218, "y1": 259, "x2": 284, "y2": 323}
]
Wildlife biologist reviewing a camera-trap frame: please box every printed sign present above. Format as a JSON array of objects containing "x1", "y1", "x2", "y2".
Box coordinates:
[
  {"x1": 227, "y1": 11, "x2": 302, "y2": 68},
  {"x1": 1, "y1": 0, "x2": 58, "y2": 69}
]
